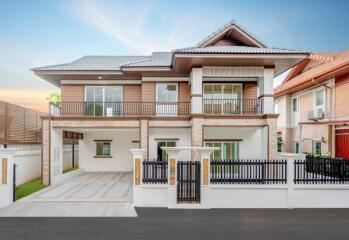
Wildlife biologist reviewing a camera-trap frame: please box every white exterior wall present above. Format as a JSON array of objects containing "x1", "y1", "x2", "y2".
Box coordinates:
[
  {"x1": 79, "y1": 129, "x2": 139, "y2": 172},
  {"x1": 204, "y1": 127, "x2": 262, "y2": 158},
  {"x1": 149, "y1": 128, "x2": 191, "y2": 161}
]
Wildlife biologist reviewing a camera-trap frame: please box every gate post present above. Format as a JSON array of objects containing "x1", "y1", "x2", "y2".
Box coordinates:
[
  {"x1": 0, "y1": 153, "x2": 15, "y2": 208},
  {"x1": 130, "y1": 149, "x2": 145, "y2": 206},
  {"x1": 196, "y1": 147, "x2": 219, "y2": 209},
  {"x1": 161, "y1": 147, "x2": 181, "y2": 208},
  {"x1": 280, "y1": 153, "x2": 305, "y2": 209}
]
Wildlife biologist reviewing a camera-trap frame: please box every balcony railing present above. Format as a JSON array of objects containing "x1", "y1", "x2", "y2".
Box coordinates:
[
  {"x1": 203, "y1": 99, "x2": 263, "y2": 115},
  {"x1": 49, "y1": 102, "x2": 191, "y2": 117}
]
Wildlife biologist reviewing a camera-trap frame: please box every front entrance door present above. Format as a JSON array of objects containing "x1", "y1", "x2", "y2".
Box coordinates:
[{"x1": 336, "y1": 129, "x2": 349, "y2": 158}]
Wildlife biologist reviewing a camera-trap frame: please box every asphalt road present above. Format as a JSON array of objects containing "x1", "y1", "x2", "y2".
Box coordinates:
[{"x1": 1, "y1": 208, "x2": 349, "y2": 240}]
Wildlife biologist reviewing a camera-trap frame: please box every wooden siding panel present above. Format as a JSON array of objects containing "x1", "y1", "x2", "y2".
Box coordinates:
[
  {"x1": 243, "y1": 83, "x2": 257, "y2": 99},
  {"x1": 179, "y1": 82, "x2": 191, "y2": 102},
  {"x1": 124, "y1": 85, "x2": 141, "y2": 102},
  {"x1": 141, "y1": 83, "x2": 155, "y2": 102},
  {"x1": 335, "y1": 74, "x2": 349, "y2": 119},
  {"x1": 61, "y1": 85, "x2": 84, "y2": 102}
]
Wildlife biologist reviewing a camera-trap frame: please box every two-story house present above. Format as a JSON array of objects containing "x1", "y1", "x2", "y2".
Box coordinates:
[
  {"x1": 32, "y1": 21, "x2": 308, "y2": 186},
  {"x1": 274, "y1": 49, "x2": 349, "y2": 158}
]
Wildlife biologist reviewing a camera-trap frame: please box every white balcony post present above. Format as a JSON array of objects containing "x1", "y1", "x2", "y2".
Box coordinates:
[
  {"x1": 190, "y1": 68, "x2": 203, "y2": 114},
  {"x1": 259, "y1": 68, "x2": 275, "y2": 114},
  {"x1": 130, "y1": 149, "x2": 145, "y2": 206}
]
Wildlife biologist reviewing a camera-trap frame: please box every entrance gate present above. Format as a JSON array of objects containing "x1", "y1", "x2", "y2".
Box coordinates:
[{"x1": 177, "y1": 161, "x2": 201, "y2": 203}]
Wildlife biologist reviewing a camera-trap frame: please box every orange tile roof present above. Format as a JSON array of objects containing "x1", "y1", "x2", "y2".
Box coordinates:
[{"x1": 274, "y1": 49, "x2": 349, "y2": 97}]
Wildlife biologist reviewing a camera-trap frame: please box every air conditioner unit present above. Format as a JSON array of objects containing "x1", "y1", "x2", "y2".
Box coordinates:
[{"x1": 307, "y1": 109, "x2": 325, "y2": 120}]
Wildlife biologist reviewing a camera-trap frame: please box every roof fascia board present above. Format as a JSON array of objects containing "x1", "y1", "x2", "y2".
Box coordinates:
[
  {"x1": 174, "y1": 53, "x2": 309, "y2": 59},
  {"x1": 121, "y1": 67, "x2": 172, "y2": 72},
  {"x1": 61, "y1": 80, "x2": 141, "y2": 85},
  {"x1": 33, "y1": 70, "x2": 123, "y2": 75}
]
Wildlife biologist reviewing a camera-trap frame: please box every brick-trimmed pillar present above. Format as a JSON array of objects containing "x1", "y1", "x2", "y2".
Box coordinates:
[
  {"x1": 191, "y1": 117, "x2": 204, "y2": 161},
  {"x1": 42, "y1": 118, "x2": 51, "y2": 186},
  {"x1": 266, "y1": 117, "x2": 278, "y2": 159},
  {"x1": 140, "y1": 119, "x2": 148, "y2": 159}
]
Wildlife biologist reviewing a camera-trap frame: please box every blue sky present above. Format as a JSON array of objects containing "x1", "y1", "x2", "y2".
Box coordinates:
[{"x1": 0, "y1": 0, "x2": 348, "y2": 111}]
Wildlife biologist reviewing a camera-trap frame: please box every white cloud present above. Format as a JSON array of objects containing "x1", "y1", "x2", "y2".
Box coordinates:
[{"x1": 70, "y1": 0, "x2": 227, "y2": 54}]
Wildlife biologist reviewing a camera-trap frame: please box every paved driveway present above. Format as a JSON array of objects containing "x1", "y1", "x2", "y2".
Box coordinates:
[{"x1": 0, "y1": 172, "x2": 136, "y2": 217}]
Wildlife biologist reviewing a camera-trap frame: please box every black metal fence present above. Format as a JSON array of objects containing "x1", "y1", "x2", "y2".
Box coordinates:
[
  {"x1": 177, "y1": 161, "x2": 201, "y2": 203},
  {"x1": 210, "y1": 159, "x2": 287, "y2": 184},
  {"x1": 142, "y1": 160, "x2": 168, "y2": 184},
  {"x1": 50, "y1": 102, "x2": 191, "y2": 116},
  {"x1": 294, "y1": 156, "x2": 349, "y2": 184},
  {"x1": 203, "y1": 99, "x2": 263, "y2": 115}
]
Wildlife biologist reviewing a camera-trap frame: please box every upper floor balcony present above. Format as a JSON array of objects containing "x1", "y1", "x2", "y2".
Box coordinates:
[
  {"x1": 49, "y1": 99, "x2": 263, "y2": 117},
  {"x1": 49, "y1": 102, "x2": 191, "y2": 117}
]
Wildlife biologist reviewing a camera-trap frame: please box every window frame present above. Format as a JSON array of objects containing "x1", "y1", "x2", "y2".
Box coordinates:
[
  {"x1": 155, "y1": 83, "x2": 178, "y2": 103},
  {"x1": 204, "y1": 141, "x2": 240, "y2": 161},
  {"x1": 312, "y1": 140, "x2": 322, "y2": 155},
  {"x1": 292, "y1": 96, "x2": 299, "y2": 113},
  {"x1": 84, "y1": 86, "x2": 123, "y2": 116},
  {"x1": 156, "y1": 140, "x2": 177, "y2": 161},
  {"x1": 95, "y1": 141, "x2": 112, "y2": 158},
  {"x1": 313, "y1": 88, "x2": 325, "y2": 109}
]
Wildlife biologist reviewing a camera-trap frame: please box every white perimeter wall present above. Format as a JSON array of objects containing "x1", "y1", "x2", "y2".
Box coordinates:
[
  {"x1": 79, "y1": 129, "x2": 139, "y2": 172},
  {"x1": 149, "y1": 128, "x2": 191, "y2": 161},
  {"x1": 204, "y1": 127, "x2": 262, "y2": 158},
  {"x1": 0, "y1": 150, "x2": 41, "y2": 185}
]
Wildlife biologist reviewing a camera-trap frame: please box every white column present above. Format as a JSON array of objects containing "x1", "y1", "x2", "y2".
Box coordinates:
[
  {"x1": 130, "y1": 149, "x2": 146, "y2": 207},
  {"x1": 0, "y1": 154, "x2": 15, "y2": 208},
  {"x1": 190, "y1": 68, "x2": 203, "y2": 114},
  {"x1": 259, "y1": 68, "x2": 275, "y2": 114},
  {"x1": 50, "y1": 128, "x2": 63, "y2": 185}
]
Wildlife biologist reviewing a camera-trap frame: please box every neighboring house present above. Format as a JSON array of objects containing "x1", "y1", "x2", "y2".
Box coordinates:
[
  {"x1": 32, "y1": 21, "x2": 308, "y2": 186},
  {"x1": 274, "y1": 49, "x2": 349, "y2": 157},
  {"x1": 0, "y1": 101, "x2": 42, "y2": 185}
]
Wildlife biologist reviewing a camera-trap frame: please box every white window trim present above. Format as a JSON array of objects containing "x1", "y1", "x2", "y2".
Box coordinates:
[
  {"x1": 204, "y1": 141, "x2": 240, "y2": 160},
  {"x1": 95, "y1": 142, "x2": 112, "y2": 157},
  {"x1": 312, "y1": 140, "x2": 322, "y2": 154},
  {"x1": 313, "y1": 87, "x2": 325, "y2": 110}
]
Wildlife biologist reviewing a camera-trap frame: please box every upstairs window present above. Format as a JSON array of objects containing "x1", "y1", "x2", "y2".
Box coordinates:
[
  {"x1": 156, "y1": 84, "x2": 178, "y2": 102},
  {"x1": 314, "y1": 89, "x2": 324, "y2": 108},
  {"x1": 292, "y1": 97, "x2": 298, "y2": 112}
]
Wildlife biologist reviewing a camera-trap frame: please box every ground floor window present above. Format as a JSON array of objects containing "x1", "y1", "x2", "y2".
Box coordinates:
[
  {"x1": 157, "y1": 141, "x2": 176, "y2": 161},
  {"x1": 95, "y1": 141, "x2": 111, "y2": 157},
  {"x1": 277, "y1": 137, "x2": 282, "y2": 152},
  {"x1": 312, "y1": 140, "x2": 322, "y2": 155},
  {"x1": 204, "y1": 142, "x2": 239, "y2": 161}
]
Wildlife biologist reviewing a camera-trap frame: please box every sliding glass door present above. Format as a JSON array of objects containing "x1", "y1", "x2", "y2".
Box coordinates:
[
  {"x1": 204, "y1": 141, "x2": 239, "y2": 161},
  {"x1": 156, "y1": 84, "x2": 178, "y2": 116},
  {"x1": 85, "y1": 86, "x2": 123, "y2": 116},
  {"x1": 203, "y1": 84, "x2": 242, "y2": 114}
]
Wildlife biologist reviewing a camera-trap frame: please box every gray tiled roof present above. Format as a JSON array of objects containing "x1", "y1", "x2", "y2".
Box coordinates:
[
  {"x1": 32, "y1": 55, "x2": 150, "y2": 71},
  {"x1": 173, "y1": 46, "x2": 309, "y2": 54},
  {"x1": 121, "y1": 52, "x2": 172, "y2": 68},
  {"x1": 195, "y1": 20, "x2": 267, "y2": 48}
]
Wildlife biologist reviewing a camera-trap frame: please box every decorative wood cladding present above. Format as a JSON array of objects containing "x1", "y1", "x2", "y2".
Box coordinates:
[
  {"x1": 135, "y1": 159, "x2": 141, "y2": 185},
  {"x1": 2, "y1": 158, "x2": 7, "y2": 184},
  {"x1": 61, "y1": 85, "x2": 84, "y2": 102},
  {"x1": 169, "y1": 159, "x2": 176, "y2": 185},
  {"x1": 203, "y1": 159, "x2": 209, "y2": 186},
  {"x1": 203, "y1": 67, "x2": 264, "y2": 78},
  {"x1": 124, "y1": 85, "x2": 142, "y2": 102},
  {"x1": 0, "y1": 101, "x2": 42, "y2": 144}
]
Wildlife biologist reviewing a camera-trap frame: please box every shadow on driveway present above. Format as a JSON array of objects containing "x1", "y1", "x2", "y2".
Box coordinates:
[{"x1": 1, "y1": 208, "x2": 349, "y2": 240}]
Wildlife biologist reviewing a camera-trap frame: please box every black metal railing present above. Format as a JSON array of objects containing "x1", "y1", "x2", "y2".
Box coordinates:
[
  {"x1": 177, "y1": 161, "x2": 201, "y2": 203},
  {"x1": 49, "y1": 102, "x2": 191, "y2": 116},
  {"x1": 142, "y1": 160, "x2": 168, "y2": 184},
  {"x1": 203, "y1": 99, "x2": 263, "y2": 115},
  {"x1": 210, "y1": 159, "x2": 287, "y2": 184},
  {"x1": 294, "y1": 156, "x2": 349, "y2": 184}
]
